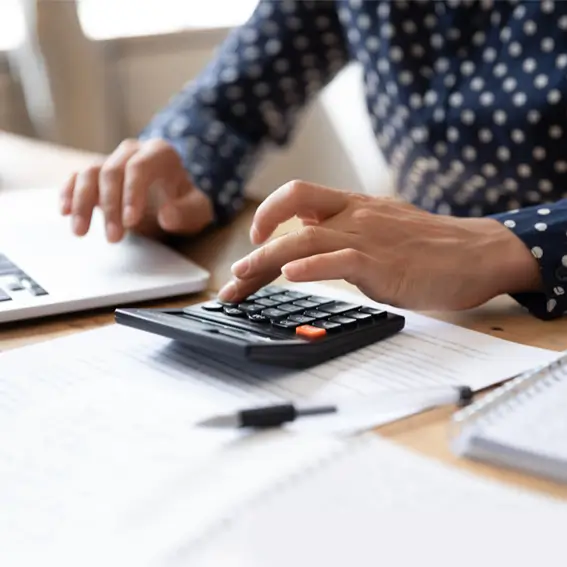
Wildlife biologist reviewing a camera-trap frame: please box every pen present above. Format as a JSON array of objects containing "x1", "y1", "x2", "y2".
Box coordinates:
[{"x1": 197, "y1": 385, "x2": 474, "y2": 429}]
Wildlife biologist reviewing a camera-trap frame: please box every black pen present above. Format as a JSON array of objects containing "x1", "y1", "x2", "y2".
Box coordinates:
[{"x1": 197, "y1": 385, "x2": 474, "y2": 429}]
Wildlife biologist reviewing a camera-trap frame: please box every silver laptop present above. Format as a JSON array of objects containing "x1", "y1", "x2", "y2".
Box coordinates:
[{"x1": 0, "y1": 188, "x2": 210, "y2": 324}]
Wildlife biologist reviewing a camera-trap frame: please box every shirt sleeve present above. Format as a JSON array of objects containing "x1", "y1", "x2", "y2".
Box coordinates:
[
  {"x1": 489, "y1": 200, "x2": 567, "y2": 320},
  {"x1": 138, "y1": 0, "x2": 349, "y2": 225}
]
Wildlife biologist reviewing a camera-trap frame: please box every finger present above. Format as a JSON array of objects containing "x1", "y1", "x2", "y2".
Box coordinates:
[
  {"x1": 70, "y1": 165, "x2": 101, "y2": 236},
  {"x1": 99, "y1": 140, "x2": 139, "y2": 242},
  {"x1": 60, "y1": 172, "x2": 77, "y2": 215},
  {"x1": 123, "y1": 139, "x2": 186, "y2": 228},
  {"x1": 282, "y1": 248, "x2": 374, "y2": 288},
  {"x1": 218, "y1": 226, "x2": 353, "y2": 302},
  {"x1": 157, "y1": 188, "x2": 212, "y2": 235},
  {"x1": 250, "y1": 180, "x2": 349, "y2": 245}
]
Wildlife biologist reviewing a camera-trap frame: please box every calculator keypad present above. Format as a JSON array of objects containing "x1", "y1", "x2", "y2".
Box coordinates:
[{"x1": 195, "y1": 285, "x2": 386, "y2": 339}]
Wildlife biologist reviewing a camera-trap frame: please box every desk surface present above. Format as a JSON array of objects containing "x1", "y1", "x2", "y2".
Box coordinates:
[{"x1": 2, "y1": 131, "x2": 567, "y2": 501}]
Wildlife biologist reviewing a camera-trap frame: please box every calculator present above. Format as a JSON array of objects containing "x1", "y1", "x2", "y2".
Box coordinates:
[{"x1": 114, "y1": 285, "x2": 405, "y2": 368}]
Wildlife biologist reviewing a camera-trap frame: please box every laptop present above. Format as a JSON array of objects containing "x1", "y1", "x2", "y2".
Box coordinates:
[{"x1": 0, "y1": 188, "x2": 210, "y2": 324}]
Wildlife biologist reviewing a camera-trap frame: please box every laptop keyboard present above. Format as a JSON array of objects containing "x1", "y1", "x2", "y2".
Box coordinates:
[{"x1": 0, "y1": 253, "x2": 48, "y2": 304}]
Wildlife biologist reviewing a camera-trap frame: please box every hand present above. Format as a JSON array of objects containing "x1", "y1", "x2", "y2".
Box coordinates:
[
  {"x1": 218, "y1": 181, "x2": 542, "y2": 310},
  {"x1": 60, "y1": 138, "x2": 214, "y2": 242}
]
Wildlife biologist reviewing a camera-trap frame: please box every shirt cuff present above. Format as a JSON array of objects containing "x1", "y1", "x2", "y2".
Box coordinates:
[{"x1": 490, "y1": 201, "x2": 567, "y2": 320}]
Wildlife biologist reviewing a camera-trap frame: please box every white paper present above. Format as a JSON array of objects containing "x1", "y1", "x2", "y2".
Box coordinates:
[
  {"x1": 186, "y1": 434, "x2": 567, "y2": 567},
  {"x1": 466, "y1": 368, "x2": 567, "y2": 462},
  {"x1": 0, "y1": 331, "x2": 343, "y2": 564}
]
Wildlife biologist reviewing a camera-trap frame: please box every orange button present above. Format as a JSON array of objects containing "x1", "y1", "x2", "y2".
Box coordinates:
[{"x1": 295, "y1": 325, "x2": 327, "y2": 339}]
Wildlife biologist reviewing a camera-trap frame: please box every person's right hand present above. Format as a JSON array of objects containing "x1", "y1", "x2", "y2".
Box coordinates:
[{"x1": 60, "y1": 138, "x2": 214, "y2": 242}]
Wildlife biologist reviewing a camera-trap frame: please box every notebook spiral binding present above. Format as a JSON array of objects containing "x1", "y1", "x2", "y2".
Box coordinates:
[
  {"x1": 451, "y1": 351, "x2": 567, "y2": 439},
  {"x1": 166, "y1": 433, "x2": 378, "y2": 563}
]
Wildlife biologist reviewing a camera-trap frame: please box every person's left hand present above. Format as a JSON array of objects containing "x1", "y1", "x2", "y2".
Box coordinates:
[{"x1": 218, "y1": 181, "x2": 541, "y2": 311}]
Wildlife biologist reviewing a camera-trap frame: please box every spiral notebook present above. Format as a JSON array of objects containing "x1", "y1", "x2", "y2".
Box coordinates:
[{"x1": 451, "y1": 352, "x2": 567, "y2": 484}]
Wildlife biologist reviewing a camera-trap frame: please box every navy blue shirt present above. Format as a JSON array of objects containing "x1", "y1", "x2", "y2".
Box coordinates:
[{"x1": 140, "y1": 0, "x2": 567, "y2": 320}]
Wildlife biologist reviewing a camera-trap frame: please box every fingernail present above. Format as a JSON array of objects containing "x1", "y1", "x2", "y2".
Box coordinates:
[
  {"x1": 250, "y1": 226, "x2": 260, "y2": 244},
  {"x1": 281, "y1": 263, "x2": 293, "y2": 278},
  {"x1": 60, "y1": 198, "x2": 69, "y2": 215},
  {"x1": 218, "y1": 281, "x2": 236, "y2": 301},
  {"x1": 281, "y1": 261, "x2": 301, "y2": 279},
  {"x1": 158, "y1": 206, "x2": 180, "y2": 229},
  {"x1": 123, "y1": 205, "x2": 136, "y2": 227},
  {"x1": 231, "y1": 257, "x2": 249, "y2": 277},
  {"x1": 106, "y1": 222, "x2": 121, "y2": 242},
  {"x1": 72, "y1": 216, "x2": 86, "y2": 235}
]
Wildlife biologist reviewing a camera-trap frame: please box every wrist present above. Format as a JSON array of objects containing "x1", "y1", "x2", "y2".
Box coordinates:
[{"x1": 470, "y1": 218, "x2": 542, "y2": 295}]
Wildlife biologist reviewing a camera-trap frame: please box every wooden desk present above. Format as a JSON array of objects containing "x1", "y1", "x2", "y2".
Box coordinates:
[{"x1": 2, "y1": 132, "x2": 567, "y2": 501}]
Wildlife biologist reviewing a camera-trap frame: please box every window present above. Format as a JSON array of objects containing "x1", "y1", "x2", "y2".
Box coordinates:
[
  {"x1": 0, "y1": 0, "x2": 25, "y2": 51},
  {"x1": 77, "y1": 0, "x2": 258, "y2": 40}
]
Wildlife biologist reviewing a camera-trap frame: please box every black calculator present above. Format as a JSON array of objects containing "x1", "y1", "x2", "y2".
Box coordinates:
[{"x1": 114, "y1": 285, "x2": 405, "y2": 368}]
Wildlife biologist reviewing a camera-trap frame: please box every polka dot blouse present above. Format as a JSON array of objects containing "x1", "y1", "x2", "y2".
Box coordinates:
[{"x1": 140, "y1": 0, "x2": 567, "y2": 320}]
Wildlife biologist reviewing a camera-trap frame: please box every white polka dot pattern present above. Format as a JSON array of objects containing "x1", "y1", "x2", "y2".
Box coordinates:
[{"x1": 139, "y1": 0, "x2": 567, "y2": 319}]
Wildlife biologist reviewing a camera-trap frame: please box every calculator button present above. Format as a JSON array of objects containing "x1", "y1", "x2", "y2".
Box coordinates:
[
  {"x1": 223, "y1": 307, "x2": 246, "y2": 317},
  {"x1": 292, "y1": 299, "x2": 320, "y2": 309},
  {"x1": 273, "y1": 319, "x2": 301, "y2": 329},
  {"x1": 303, "y1": 309, "x2": 331, "y2": 319},
  {"x1": 296, "y1": 325, "x2": 327, "y2": 339},
  {"x1": 185, "y1": 308, "x2": 290, "y2": 339},
  {"x1": 0, "y1": 289, "x2": 11, "y2": 302},
  {"x1": 282, "y1": 291, "x2": 309, "y2": 300},
  {"x1": 269, "y1": 294, "x2": 294, "y2": 303},
  {"x1": 261, "y1": 285, "x2": 286, "y2": 295},
  {"x1": 256, "y1": 298, "x2": 280, "y2": 307},
  {"x1": 306, "y1": 296, "x2": 334, "y2": 305},
  {"x1": 328, "y1": 316, "x2": 357, "y2": 329},
  {"x1": 358, "y1": 306, "x2": 387, "y2": 318},
  {"x1": 288, "y1": 314, "x2": 315, "y2": 324},
  {"x1": 252, "y1": 289, "x2": 273, "y2": 298},
  {"x1": 218, "y1": 300, "x2": 239, "y2": 307},
  {"x1": 201, "y1": 302, "x2": 224, "y2": 312},
  {"x1": 278, "y1": 304, "x2": 305, "y2": 315},
  {"x1": 348, "y1": 311, "x2": 373, "y2": 322},
  {"x1": 248, "y1": 313, "x2": 269, "y2": 323},
  {"x1": 238, "y1": 302, "x2": 265, "y2": 314},
  {"x1": 261, "y1": 308, "x2": 289, "y2": 320},
  {"x1": 319, "y1": 301, "x2": 360, "y2": 315},
  {"x1": 253, "y1": 285, "x2": 283, "y2": 298},
  {"x1": 312, "y1": 320, "x2": 342, "y2": 332}
]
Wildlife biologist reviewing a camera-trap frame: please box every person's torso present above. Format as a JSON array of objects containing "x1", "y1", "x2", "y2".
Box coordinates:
[{"x1": 338, "y1": 0, "x2": 567, "y2": 216}]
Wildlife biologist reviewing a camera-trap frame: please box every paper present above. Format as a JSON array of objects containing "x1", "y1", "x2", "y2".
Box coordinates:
[
  {"x1": 0, "y1": 282, "x2": 559, "y2": 563},
  {"x1": 0, "y1": 330, "x2": 343, "y2": 564},
  {"x1": 282, "y1": 282, "x2": 559, "y2": 432},
  {"x1": 185, "y1": 434, "x2": 567, "y2": 567}
]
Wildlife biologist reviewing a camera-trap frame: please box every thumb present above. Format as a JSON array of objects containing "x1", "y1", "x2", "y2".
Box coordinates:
[{"x1": 157, "y1": 186, "x2": 214, "y2": 235}]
